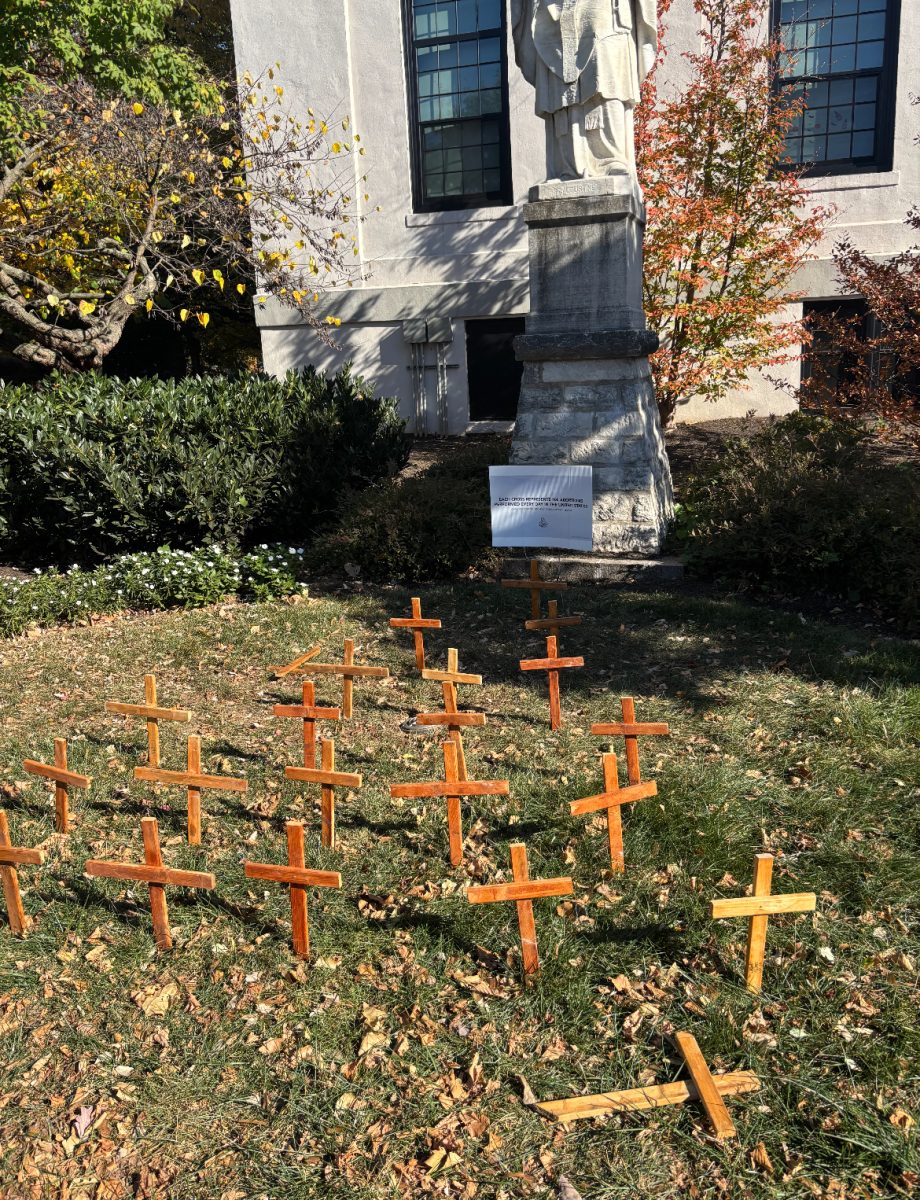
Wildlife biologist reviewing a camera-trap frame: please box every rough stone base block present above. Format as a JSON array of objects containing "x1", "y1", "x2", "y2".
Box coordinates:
[
  {"x1": 509, "y1": 355, "x2": 674, "y2": 555},
  {"x1": 499, "y1": 554, "x2": 684, "y2": 584}
]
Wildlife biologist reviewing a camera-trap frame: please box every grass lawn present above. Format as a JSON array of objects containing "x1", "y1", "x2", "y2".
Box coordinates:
[{"x1": 0, "y1": 582, "x2": 917, "y2": 1199}]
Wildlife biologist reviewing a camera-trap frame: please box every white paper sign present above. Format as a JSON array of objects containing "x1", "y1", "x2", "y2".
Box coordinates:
[{"x1": 489, "y1": 466, "x2": 593, "y2": 551}]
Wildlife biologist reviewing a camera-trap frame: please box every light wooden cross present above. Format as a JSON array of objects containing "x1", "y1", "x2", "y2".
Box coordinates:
[
  {"x1": 244, "y1": 821, "x2": 342, "y2": 959},
  {"x1": 285, "y1": 737, "x2": 361, "y2": 849},
  {"x1": 23, "y1": 738, "x2": 91, "y2": 833},
  {"x1": 105, "y1": 674, "x2": 192, "y2": 767},
  {"x1": 418, "y1": 648, "x2": 484, "y2": 780},
  {"x1": 467, "y1": 842, "x2": 572, "y2": 975},
  {"x1": 536, "y1": 1032, "x2": 758, "y2": 1140},
  {"x1": 273, "y1": 681, "x2": 341, "y2": 769},
  {"x1": 0, "y1": 810, "x2": 45, "y2": 935},
  {"x1": 525, "y1": 598, "x2": 582, "y2": 640},
  {"x1": 519, "y1": 635, "x2": 585, "y2": 731},
  {"x1": 390, "y1": 740, "x2": 509, "y2": 866},
  {"x1": 389, "y1": 597, "x2": 442, "y2": 672},
  {"x1": 296, "y1": 638, "x2": 389, "y2": 719},
  {"x1": 84, "y1": 817, "x2": 215, "y2": 950},
  {"x1": 711, "y1": 853, "x2": 817, "y2": 993},
  {"x1": 591, "y1": 697, "x2": 670, "y2": 784},
  {"x1": 134, "y1": 736, "x2": 248, "y2": 845},
  {"x1": 270, "y1": 644, "x2": 322, "y2": 678},
  {"x1": 570, "y1": 752, "x2": 656, "y2": 873},
  {"x1": 501, "y1": 558, "x2": 568, "y2": 621}
]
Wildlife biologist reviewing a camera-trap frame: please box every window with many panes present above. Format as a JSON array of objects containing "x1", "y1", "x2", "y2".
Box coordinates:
[
  {"x1": 405, "y1": 0, "x2": 512, "y2": 211},
  {"x1": 775, "y1": 0, "x2": 900, "y2": 173}
]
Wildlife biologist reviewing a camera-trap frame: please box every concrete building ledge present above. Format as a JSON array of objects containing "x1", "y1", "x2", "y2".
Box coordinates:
[{"x1": 405, "y1": 206, "x2": 521, "y2": 227}]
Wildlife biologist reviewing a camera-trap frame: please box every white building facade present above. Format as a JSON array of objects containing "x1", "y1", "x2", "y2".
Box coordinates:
[{"x1": 229, "y1": 0, "x2": 918, "y2": 430}]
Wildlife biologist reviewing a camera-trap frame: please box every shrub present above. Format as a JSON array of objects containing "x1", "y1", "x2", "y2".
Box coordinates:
[
  {"x1": 0, "y1": 367, "x2": 408, "y2": 564},
  {"x1": 675, "y1": 413, "x2": 920, "y2": 633}
]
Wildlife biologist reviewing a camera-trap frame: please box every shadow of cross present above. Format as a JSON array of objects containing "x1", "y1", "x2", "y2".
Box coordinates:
[
  {"x1": 519, "y1": 635, "x2": 584, "y2": 731},
  {"x1": 23, "y1": 738, "x2": 91, "y2": 833},
  {"x1": 467, "y1": 842, "x2": 572, "y2": 975},
  {"x1": 591, "y1": 697, "x2": 670, "y2": 784},
  {"x1": 296, "y1": 638, "x2": 390, "y2": 719},
  {"x1": 418, "y1": 648, "x2": 484, "y2": 781},
  {"x1": 105, "y1": 674, "x2": 192, "y2": 767},
  {"x1": 389, "y1": 597, "x2": 442, "y2": 673},
  {"x1": 501, "y1": 558, "x2": 568, "y2": 622},
  {"x1": 134, "y1": 736, "x2": 248, "y2": 845},
  {"x1": 84, "y1": 817, "x2": 215, "y2": 950},
  {"x1": 285, "y1": 738, "x2": 362, "y2": 850},
  {"x1": 273, "y1": 681, "x2": 341, "y2": 769},
  {"x1": 0, "y1": 810, "x2": 45, "y2": 935},
  {"x1": 244, "y1": 821, "x2": 341, "y2": 959},
  {"x1": 570, "y1": 752, "x2": 656, "y2": 872},
  {"x1": 390, "y1": 740, "x2": 509, "y2": 866}
]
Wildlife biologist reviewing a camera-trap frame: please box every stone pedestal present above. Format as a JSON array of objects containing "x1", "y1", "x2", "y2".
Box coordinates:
[{"x1": 511, "y1": 178, "x2": 673, "y2": 556}]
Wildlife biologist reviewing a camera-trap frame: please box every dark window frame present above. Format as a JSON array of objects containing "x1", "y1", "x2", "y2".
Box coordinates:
[
  {"x1": 402, "y1": 0, "x2": 514, "y2": 212},
  {"x1": 772, "y1": 0, "x2": 902, "y2": 177}
]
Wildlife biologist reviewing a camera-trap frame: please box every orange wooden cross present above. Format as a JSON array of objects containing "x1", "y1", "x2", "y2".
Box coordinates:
[
  {"x1": 389, "y1": 597, "x2": 442, "y2": 672},
  {"x1": 519, "y1": 635, "x2": 584, "y2": 731},
  {"x1": 710, "y1": 853, "x2": 817, "y2": 993},
  {"x1": 570, "y1": 752, "x2": 656, "y2": 873},
  {"x1": 418, "y1": 648, "x2": 484, "y2": 780},
  {"x1": 524, "y1": 598, "x2": 582, "y2": 639},
  {"x1": 273, "y1": 680, "x2": 341, "y2": 768},
  {"x1": 467, "y1": 842, "x2": 572, "y2": 975},
  {"x1": 244, "y1": 821, "x2": 342, "y2": 959},
  {"x1": 285, "y1": 737, "x2": 361, "y2": 849},
  {"x1": 295, "y1": 638, "x2": 389, "y2": 719},
  {"x1": 270, "y1": 644, "x2": 322, "y2": 678},
  {"x1": 501, "y1": 559, "x2": 568, "y2": 621},
  {"x1": 84, "y1": 817, "x2": 215, "y2": 950},
  {"x1": 591, "y1": 697, "x2": 670, "y2": 784},
  {"x1": 535, "y1": 1032, "x2": 757, "y2": 1140},
  {"x1": 390, "y1": 740, "x2": 509, "y2": 866},
  {"x1": 105, "y1": 674, "x2": 192, "y2": 767},
  {"x1": 0, "y1": 810, "x2": 45, "y2": 935},
  {"x1": 134, "y1": 736, "x2": 248, "y2": 845},
  {"x1": 23, "y1": 738, "x2": 91, "y2": 833}
]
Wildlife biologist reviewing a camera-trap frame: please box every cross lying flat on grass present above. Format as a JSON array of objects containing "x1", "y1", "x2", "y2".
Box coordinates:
[
  {"x1": 524, "y1": 598, "x2": 582, "y2": 640},
  {"x1": 296, "y1": 638, "x2": 389, "y2": 719},
  {"x1": 269, "y1": 645, "x2": 322, "y2": 678},
  {"x1": 467, "y1": 842, "x2": 572, "y2": 975},
  {"x1": 390, "y1": 597, "x2": 442, "y2": 672},
  {"x1": 501, "y1": 559, "x2": 567, "y2": 621},
  {"x1": 390, "y1": 740, "x2": 509, "y2": 866},
  {"x1": 535, "y1": 1032, "x2": 758, "y2": 1139},
  {"x1": 285, "y1": 737, "x2": 361, "y2": 849},
  {"x1": 711, "y1": 853, "x2": 817, "y2": 992},
  {"x1": 591, "y1": 697, "x2": 669, "y2": 784},
  {"x1": 0, "y1": 810, "x2": 45, "y2": 935},
  {"x1": 520, "y1": 635, "x2": 584, "y2": 731},
  {"x1": 23, "y1": 738, "x2": 91, "y2": 833},
  {"x1": 273, "y1": 681, "x2": 341, "y2": 769},
  {"x1": 84, "y1": 817, "x2": 215, "y2": 950},
  {"x1": 418, "y1": 648, "x2": 484, "y2": 780},
  {"x1": 134, "y1": 736, "x2": 248, "y2": 845},
  {"x1": 105, "y1": 674, "x2": 192, "y2": 767},
  {"x1": 244, "y1": 821, "x2": 341, "y2": 959},
  {"x1": 570, "y1": 752, "x2": 656, "y2": 872}
]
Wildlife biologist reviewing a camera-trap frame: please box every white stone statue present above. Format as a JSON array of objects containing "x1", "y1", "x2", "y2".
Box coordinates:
[{"x1": 511, "y1": 0, "x2": 658, "y2": 181}]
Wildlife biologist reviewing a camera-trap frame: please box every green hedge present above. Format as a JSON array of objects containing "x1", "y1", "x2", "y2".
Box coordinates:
[{"x1": 0, "y1": 367, "x2": 408, "y2": 563}]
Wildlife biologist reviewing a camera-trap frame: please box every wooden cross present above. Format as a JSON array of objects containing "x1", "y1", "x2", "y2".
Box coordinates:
[
  {"x1": 501, "y1": 559, "x2": 568, "y2": 621},
  {"x1": 285, "y1": 737, "x2": 361, "y2": 850},
  {"x1": 23, "y1": 738, "x2": 91, "y2": 833},
  {"x1": 244, "y1": 821, "x2": 341, "y2": 959},
  {"x1": 467, "y1": 842, "x2": 572, "y2": 975},
  {"x1": 0, "y1": 811, "x2": 45, "y2": 935},
  {"x1": 270, "y1": 644, "x2": 322, "y2": 678},
  {"x1": 389, "y1": 597, "x2": 442, "y2": 672},
  {"x1": 273, "y1": 681, "x2": 341, "y2": 768},
  {"x1": 84, "y1": 817, "x2": 215, "y2": 950},
  {"x1": 418, "y1": 647, "x2": 484, "y2": 780},
  {"x1": 390, "y1": 740, "x2": 509, "y2": 866},
  {"x1": 570, "y1": 752, "x2": 656, "y2": 873},
  {"x1": 591, "y1": 697, "x2": 670, "y2": 784},
  {"x1": 134, "y1": 736, "x2": 248, "y2": 845},
  {"x1": 535, "y1": 1032, "x2": 758, "y2": 1140},
  {"x1": 519, "y1": 635, "x2": 584, "y2": 731},
  {"x1": 710, "y1": 853, "x2": 817, "y2": 993},
  {"x1": 524, "y1": 599, "x2": 582, "y2": 639},
  {"x1": 105, "y1": 674, "x2": 192, "y2": 767},
  {"x1": 296, "y1": 638, "x2": 389, "y2": 719}
]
